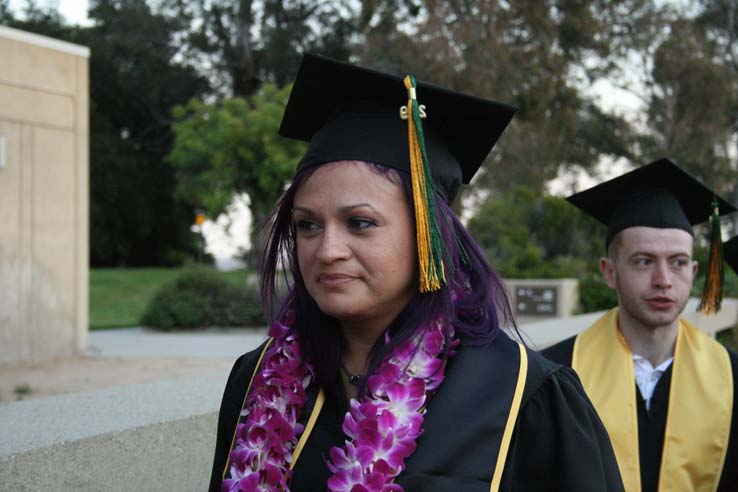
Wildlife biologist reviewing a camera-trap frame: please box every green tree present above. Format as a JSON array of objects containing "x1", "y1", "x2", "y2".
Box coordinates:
[
  {"x1": 353, "y1": 0, "x2": 652, "y2": 194},
  {"x1": 467, "y1": 186, "x2": 615, "y2": 312},
  {"x1": 695, "y1": 0, "x2": 738, "y2": 232},
  {"x1": 0, "y1": 0, "x2": 11, "y2": 21},
  {"x1": 4, "y1": 0, "x2": 212, "y2": 265},
  {"x1": 176, "y1": 0, "x2": 356, "y2": 96},
  {"x1": 467, "y1": 186, "x2": 604, "y2": 279},
  {"x1": 640, "y1": 19, "x2": 737, "y2": 195},
  {"x1": 84, "y1": 0, "x2": 211, "y2": 265},
  {"x1": 168, "y1": 84, "x2": 306, "y2": 258}
]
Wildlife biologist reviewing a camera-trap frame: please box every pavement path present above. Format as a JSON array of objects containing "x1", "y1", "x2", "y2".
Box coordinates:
[
  {"x1": 0, "y1": 327, "x2": 269, "y2": 404},
  {"x1": 87, "y1": 327, "x2": 268, "y2": 358}
]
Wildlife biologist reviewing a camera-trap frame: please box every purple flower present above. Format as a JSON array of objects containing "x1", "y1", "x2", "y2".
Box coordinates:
[{"x1": 224, "y1": 311, "x2": 458, "y2": 492}]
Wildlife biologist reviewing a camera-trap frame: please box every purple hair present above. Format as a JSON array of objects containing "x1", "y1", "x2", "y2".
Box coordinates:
[{"x1": 259, "y1": 161, "x2": 515, "y2": 396}]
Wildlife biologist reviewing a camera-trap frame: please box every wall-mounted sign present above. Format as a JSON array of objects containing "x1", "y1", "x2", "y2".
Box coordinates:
[{"x1": 515, "y1": 286, "x2": 557, "y2": 316}]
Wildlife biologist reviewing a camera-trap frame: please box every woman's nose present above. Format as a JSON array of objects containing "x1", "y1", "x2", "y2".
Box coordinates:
[{"x1": 315, "y1": 226, "x2": 350, "y2": 263}]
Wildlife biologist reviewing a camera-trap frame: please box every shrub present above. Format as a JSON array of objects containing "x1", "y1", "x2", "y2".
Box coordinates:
[
  {"x1": 577, "y1": 272, "x2": 619, "y2": 314},
  {"x1": 141, "y1": 268, "x2": 265, "y2": 330}
]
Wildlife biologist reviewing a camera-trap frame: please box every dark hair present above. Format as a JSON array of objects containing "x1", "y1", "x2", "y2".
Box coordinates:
[{"x1": 259, "y1": 161, "x2": 515, "y2": 396}]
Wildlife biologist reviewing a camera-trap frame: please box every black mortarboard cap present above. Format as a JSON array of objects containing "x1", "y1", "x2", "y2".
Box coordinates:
[
  {"x1": 567, "y1": 158, "x2": 736, "y2": 249},
  {"x1": 724, "y1": 236, "x2": 738, "y2": 275},
  {"x1": 278, "y1": 53, "x2": 517, "y2": 203}
]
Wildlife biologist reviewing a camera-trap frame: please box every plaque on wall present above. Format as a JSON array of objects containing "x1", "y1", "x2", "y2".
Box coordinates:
[{"x1": 515, "y1": 286, "x2": 557, "y2": 316}]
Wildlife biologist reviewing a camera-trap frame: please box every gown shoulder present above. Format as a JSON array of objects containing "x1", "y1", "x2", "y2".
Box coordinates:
[
  {"x1": 539, "y1": 334, "x2": 576, "y2": 367},
  {"x1": 499, "y1": 348, "x2": 624, "y2": 491}
]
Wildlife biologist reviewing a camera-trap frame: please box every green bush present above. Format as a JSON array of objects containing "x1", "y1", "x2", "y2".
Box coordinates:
[
  {"x1": 141, "y1": 268, "x2": 265, "y2": 330},
  {"x1": 577, "y1": 272, "x2": 619, "y2": 314}
]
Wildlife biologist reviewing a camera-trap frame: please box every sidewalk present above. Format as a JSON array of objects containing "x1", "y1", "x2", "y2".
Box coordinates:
[
  {"x1": 0, "y1": 327, "x2": 271, "y2": 492},
  {"x1": 0, "y1": 327, "x2": 268, "y2": 404},
  {"x1": 87, "y1": 326, "x2": 268, "y2": 358}
]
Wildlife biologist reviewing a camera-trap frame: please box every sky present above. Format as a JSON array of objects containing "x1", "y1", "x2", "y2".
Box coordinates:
[{"x1": 9, "y1": 0, "x2": 89, "y2": 25}]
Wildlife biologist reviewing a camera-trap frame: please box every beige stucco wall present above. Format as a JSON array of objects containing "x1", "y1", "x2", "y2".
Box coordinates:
[{"x1": 0, "y1": 25, "x2": 89, "y2": 364}]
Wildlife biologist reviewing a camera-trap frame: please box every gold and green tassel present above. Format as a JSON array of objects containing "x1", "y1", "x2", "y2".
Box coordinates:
[
  {"x1": 403, "y1": 74, "x2": 446, "y2": 293},
  {"x1": 698, "y1": 197, "x2": 724, "y2": 314}
]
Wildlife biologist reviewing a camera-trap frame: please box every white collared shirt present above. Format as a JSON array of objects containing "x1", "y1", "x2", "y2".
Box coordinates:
[{"x1": 633, "y1": 354, "x2": 673, "y2": 411}]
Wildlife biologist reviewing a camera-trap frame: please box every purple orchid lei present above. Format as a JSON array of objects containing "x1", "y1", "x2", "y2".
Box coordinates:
[{"x1": 223, "y1": 311, "x2": 457, "y2": 492}]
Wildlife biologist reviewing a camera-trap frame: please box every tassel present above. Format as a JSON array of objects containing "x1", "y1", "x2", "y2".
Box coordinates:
[
  {"x1": 403, "y1": 74, "x2": 446, "y2": 292},
  {"x1": 697, "y1": 197, "x2": 724, "y2": 314}
]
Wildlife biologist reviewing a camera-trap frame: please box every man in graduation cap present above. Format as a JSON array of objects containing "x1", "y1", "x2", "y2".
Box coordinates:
[{"x1": 543, "y1": 158, "x2": 738, "y2": 492}]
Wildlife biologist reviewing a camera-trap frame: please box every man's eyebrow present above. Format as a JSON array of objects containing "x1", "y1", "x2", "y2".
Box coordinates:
[{"x1": 627, "y1": 250, "x2": 691, "y2": 258}]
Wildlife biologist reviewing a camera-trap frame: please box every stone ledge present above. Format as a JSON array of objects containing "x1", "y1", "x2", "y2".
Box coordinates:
[
  {"x1": 0, "y1": 412, "x2": 217, "y2": 492},
  {"x1": 0, "y1": 374, "x2": 227, "y2": 491}
]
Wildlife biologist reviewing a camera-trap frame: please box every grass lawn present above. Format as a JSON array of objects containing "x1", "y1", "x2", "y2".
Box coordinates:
[{"x1": 89, "y1": 267, "x2": 251, "y2": 330}]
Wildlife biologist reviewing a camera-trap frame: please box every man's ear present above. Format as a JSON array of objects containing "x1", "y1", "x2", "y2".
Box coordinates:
[
  {"x1": 691, "y1": 259, "x2": 698, "y2": 280},
  {"x1": 600, "y1": 257, "x2": 617, "y2": 289}
]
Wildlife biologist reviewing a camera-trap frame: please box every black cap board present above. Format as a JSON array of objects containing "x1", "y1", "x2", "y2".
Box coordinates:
[
  {"x1": 278, "y1": 53, "x2": 517, "y2": 202},
  {"x1": 725, "y1": 236, "x2": 738, "y2": 275},
  {"x1": 566, "y1": 158, "x2": 737, "y2": 249}
]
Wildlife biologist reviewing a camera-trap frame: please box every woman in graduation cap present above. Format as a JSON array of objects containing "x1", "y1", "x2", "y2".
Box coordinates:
[{"x1": 208, "y1": 54, "x2": 623, "y2": 492}]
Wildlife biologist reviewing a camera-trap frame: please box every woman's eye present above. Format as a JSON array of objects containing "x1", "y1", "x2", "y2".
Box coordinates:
[
  {"x1": 348, "y1": 217, "x2": 377, "y2": 230},
  {"x1": 295, "y1": 219, "x2": 320, "y2": 232}
]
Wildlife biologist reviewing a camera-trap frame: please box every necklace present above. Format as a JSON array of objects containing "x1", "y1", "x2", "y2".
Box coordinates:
[
  {"x1": 339, "y1": 361, "x2": 364, "y2": 386},
  {"x1": 222, "y1": 312, "x2": 457, "y2": 492}
]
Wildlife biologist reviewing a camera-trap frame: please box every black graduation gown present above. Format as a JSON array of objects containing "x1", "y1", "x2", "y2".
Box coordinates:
[
  {"x1": 542, "y1": 336, "x2": 738, "y2": 492},
  {"x1": 209, "y1": 331, "x2": 623, "y2": 491}
]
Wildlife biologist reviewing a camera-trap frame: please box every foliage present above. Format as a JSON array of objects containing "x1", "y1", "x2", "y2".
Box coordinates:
[
  {"x1": 467, "y1": 186, "x2": 604, "y2": 279},
  {"x1": 716, "y1": 327, "x2": 737, "y2": 352},
  {"x1": 0, "y1": 0, "x2": 11, "y2": 22},
  {"x1": 141, "y1": 267, "x2": 265, "y2": 330},
  {"x1": 90, "y1": 267, "x2": 185, "y2": 329},
  {"x1": 2, "y1": 1, "x2": 212, "y2": 266},
  {"x1": 14, "y1": 384, "x2": 33, "y2": 401},
  {"x1": 640, "y1": 19, "x2": 738, "y2": 194},
  {"x1": 174, "y1": 0, "x2": 356, "y2": 96},
  {"x1": 576, "y1": 272, "x2": 619, "y2": 314},
  {"x1": 89, "y1": 267, "x2": 249, "y2": 329},
  {"x1": 168, "y1": 85, "x2": 306, "y2": 249},
  {"x1": 695, "y1": 0, "x2": 738, "y2": 231},
  {"x1": 467, "y1": 186, "x2": 618, "y2": 313},
  {"x1": 84, "y1": 0, "x2": 212, "y2": 265},
  {"x1": 352, "y1": 0, "x2": 651, "y2": 194},
  {"x1": 8, "y1": 0, "x2": 738, "y2": 279}
]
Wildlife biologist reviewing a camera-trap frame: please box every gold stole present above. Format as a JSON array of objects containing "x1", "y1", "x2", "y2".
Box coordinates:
[{"x1": 573, "y1": 308, "x2": 733, "y2": 492}]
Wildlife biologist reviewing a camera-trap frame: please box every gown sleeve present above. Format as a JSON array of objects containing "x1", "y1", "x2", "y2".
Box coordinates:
[{"x1": 499, "y1": 364, "x2": 624, "y2": 492}]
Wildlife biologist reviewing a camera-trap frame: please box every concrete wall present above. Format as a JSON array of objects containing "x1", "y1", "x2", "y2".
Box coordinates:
[
  {"x1": 0, "y1": 374, "x2": 224, "y2": 492},
  {"x1": 0, "y1": 26, "x2": 89, "y2": 364}
]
